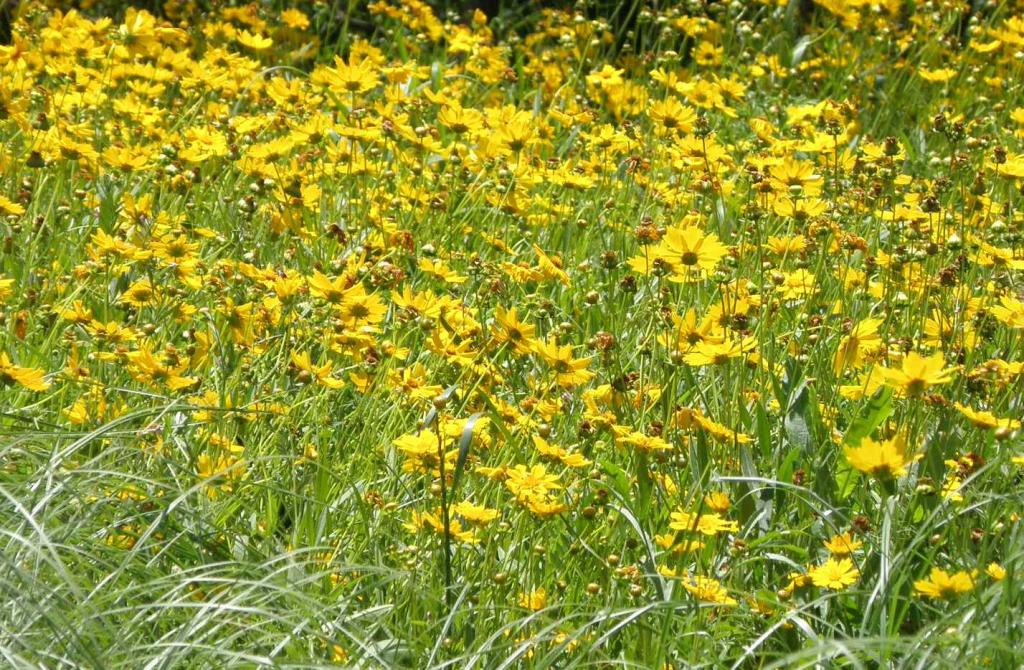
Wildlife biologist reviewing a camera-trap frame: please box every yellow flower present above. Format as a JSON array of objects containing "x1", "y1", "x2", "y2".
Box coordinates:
[
  {"x1": 0, "y1": 194, "x2": 25, "y2": 216},
  {"x1": 683, "y1": 336, "x2": 757, "y2": 367},
  {"x1": 452, "y1": 501, "x2": 501, "y2": 526},
  {"x1": 532, "y1": 339, "x2": 594, "y2": 388},
  {"x1": 418, "y1": 258, "x2": 467, "y2": 285},
  {"x1": 669, "y1": 510, "x2": 739, "y2": 536},
  {"x1": 878, "y1": 351, "x2": 957, "y2": 397},
  {"x1": 236, "y1": 30, "x2": 273, "y2": 51},
  {"x1": 954, "y1": 403, "x2": 1020, "y2": 432},
  {"x1": 493, "y1": 306, "x2": 537, "y2": 355},
  {"x1": 197, "y1": 452, "x2": 246, "y2": 498},
  {"x1": 619, "y1": 430, "x2": 673, "y2": 453},
  {"x1": 119, "y1": 278, "x2": 158, "y2": 307},
  {"x1": 504, "y1": 464, "x2": 562, "y2": 501},
  {"x1": 914, "y1": 567, "x2": 975, "y2": 599},
  {"x1": 655, "y1": 225, "x2": 729, "y2": 281},
  {"x1": 682, "y1": 575, "x2": 737, "y2": 606},
  {"x1": 918, "y1": 67, "x2": 957, "y2": 83},
  {"x1": 406, "y1": 510, "x2": 478, "y2": 543},
  {"x1": 703, "y1": 491, "x2": 731, "y2": 513},
  {"x1": 0, "y1": 353, "x2": 50, "y2": 391},
  {"x1": 823, "y1": 532, "x2": 863, "y2": 556},
  {"x1": 290, "y1": 351, "x2": 345, "y2": 389},
  {"x1": 844, "y1": 435, "x2": 912, "y2": 479},
  {"x1": 833, "y1": 317, "x2": 883, "y2": 375},
  {"x1": 808, "y1": 557, "x2": 860, "y2": 591},
  {"x1": 126, "y1": 346, "x2": 198, "y2": 391},
  {"x1": 778, "y1": 269, "x2": 817, "y2": 301},
  {"x1": 322, "y1": 55, "x2": 379, "y2": 95},
  {"x1": 986, "y1": 563, "x2": 1006, "y2": 581},
  {"x1": 392, "y1": 432, "x2": 448, "y2": 474},
  {"x1": 518, "y1": 587, "x2": 548, "y2": 611},
  {"x1": 280, "y1": 8, "x2": 310, "y2": 30}
]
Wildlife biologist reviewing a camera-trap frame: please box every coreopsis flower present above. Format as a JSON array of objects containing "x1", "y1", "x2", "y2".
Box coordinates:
[
  {"x1": 647, "y1": 97, "x2": 697, "y2": 134},
  {"x1": 655, "y1": 225, "x2": 729, "y2": 281},
  {"x1": 308, "y1": 272, "x2": 350, "y2": 305},
  {"x1": 833, "y1": 317, "x2": 884, "y2": 374},
  {"x1": 703, "y1": 491, "x2": 731, "y2": 513},
  {"x1": 618, "y1": 430, "x2": 672, "y2": 453},
  {"x1": 532, "y1": 435, "x2": 592, "y2": 469},
  {"x1": 808, "y1": 558, "x2": 860, "y2": 590},
  {"x1": 119, "y1": 278, "x2": 159, "y2": 308},
  {"x1": 393, "y1": 432, "x2": 449, "y2": 474},
  {"x1": 437, "y1": 102, "x2": 486, "y2": 136},
  {"x1": 586, "y1": 64, "x2": 624, "y2": 90},
  {"x1": 778, "y1": 269, "x2": 818, "y2": 301},
  {"x1": 0, "y1": 353, "x2": 50, "y2": 391},
  {"x1": 991, "y1": 295, "x2": 1024, "y2": 329},
  {"x1": 954, "y1": 403, "x2": 1020, "y2": 432},
  {"x1": 451, "y1": 501, "x2": 500, "y2": 526},
  {"x1": 406, "y1": 510, "x2": 478, "y2": 543},
  {"x1": 324, "y1": 55, "x2": 379, "y2": 95},
  {"x1": 289, "y1": 351, "x2": 345, "y2": 389},
  {"x1": 126, "y1": 346, "x2": 198, "y2": 391},
  {"x1": 683, "y1": 336, "x2": 757, "y2": 367},
  {"x1": 769, "y1": 159, "x2": 822, "y2": 196},
  {"x1": 659, "y1": 308, "x2": 723, "y2": 352},
  {"x1": 0, "y1": 194, "x2": 25, "y2": 216},
  {"x1": 914, "y1": 568, "x2": 975, "y2": 599},
  {"x1": 918, "y1": 67, "x2": 957, "y2": 83},
  {"x1": 682, "y1": 575, "x2": 737, "y2": 606},
  {"x1": 844, "y1": 434, "x2": 913, "y2": 479},
  {"x1": 337, "y1": 287, "x2": 388, "y2": 327},
  {"x1": 823, "y1": 532, "x2": 863, "y2": 556},
  {"x1": 517, "y1": 587, "x2": 548, "y2": 611},
  {"x1": 418, "y1": 258, "x2": 467, "y2": 285},
  {"x1": 280, "y1": 8, "x2": 310, "y2": 29},
  {"x1": 196, "y1": 452, "x2": 246, "y2": 498},
  {"x1": 532, "y1": 245, "x2": 570, "y2": 286},
  {"x1": 504, "y1": 463, "x2": 562, "y2": 501},
  {"x1": 388, "y1": 363, "x2": 443, "y2": 402},
  {"x1": 533, "y1": 339, "x2": 594, "y2": 388},
  {"x1": 765, "y1": 234, "x2": 808, "y2": 258},
  {"x1": 492, "y1": 306, "x2": 537, "y2": 355},
  {"x1": 669, "y1": 510, "x2": 739, "y2": 536},
  {"x1": 877, "y1": 351, "x2": 957, "y2": 397}
]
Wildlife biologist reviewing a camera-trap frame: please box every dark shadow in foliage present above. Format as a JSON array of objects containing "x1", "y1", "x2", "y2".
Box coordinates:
[{"x1": 0, "y1": 0, "x2": 994, "y2": 56}]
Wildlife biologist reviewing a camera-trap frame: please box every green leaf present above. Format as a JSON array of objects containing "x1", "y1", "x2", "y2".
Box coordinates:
[
  {"x1": 843, "y1": 387, "x2": 893, "y2": 447},
  {"x1": 600, "y1": 459, "x2": 631, "y2": 498},
  {"x1": 451, "y1": 412, "x2": 481, "y2": 494},
  {"x1": 835, "y1": 461, "x2": 861, "y2": 500},
  {"x1": 784, "y1": 381, "x2": 813, "y2": 452},
  {"x1": 836, "y1": 387, "x2": 892, "y2": 500},
  {"x1": 756, "y1": 402, "x2": 773, "y2": 462}
]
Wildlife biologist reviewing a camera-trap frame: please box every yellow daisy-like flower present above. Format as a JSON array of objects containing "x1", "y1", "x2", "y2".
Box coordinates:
[
  {"x1": 682, "y1": 575, "x2": 737, "y2": 606},
  {"x1": 833, "y1": 317, "x2": 884, "y2": 375},
  {"x1": 0, "y1": 194, "x2": 25, "y2": 216},
  {"x1": 877, "y1": 351, "x2": 957, "y2": 397},
  {"x1": 913, "y1": 567, "x2": 975, "y2": 599},
  {"x1": 669, "y1": 510, "x2": 739, "y2": 536},
  {"x1": 0, "y1": 353, "x2": 50, "y2": 392},
  {"x1": 517, "y1": 587, "x2": 548, "y2": 611},
  {"x1": 808, "y1": 557, "x2": 860, "y2": 591},
  {"x1": 532, "y1": 339, "x2": 594, "y2": 388},
  {"x1": 844, "y1": 434, "x2": 912, "y2": 479},
  {"x1": 655, "y1": 225, "x2": 729, "y2": 281},
  {"x1": 823, "y1": 532, "x2": 863, "y2": 556}
]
